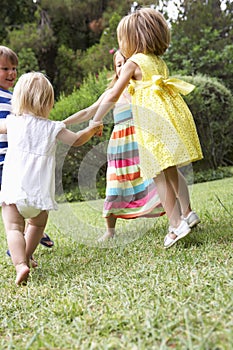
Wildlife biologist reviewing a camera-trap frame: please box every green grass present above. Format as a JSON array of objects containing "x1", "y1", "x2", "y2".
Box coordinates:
[{"x1": 0, "y1": 177, "x2": 233, "y2": 349}]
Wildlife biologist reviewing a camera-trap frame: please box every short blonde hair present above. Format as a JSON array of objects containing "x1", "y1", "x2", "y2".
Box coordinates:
[
  {"x1": 12, "y1": 72, "x2": 54, "y2": 118},
  {"x1": 0, "y1": 46, "x2": 18, "y2": 65},
  {"x1": 117, "y1": 8, "x2": 170, "y2": 58}
]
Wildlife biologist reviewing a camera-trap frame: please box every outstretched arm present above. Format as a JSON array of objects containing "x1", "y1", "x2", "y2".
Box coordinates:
[
  {"x1": 57, "y1": 124, "x2": 103, "y2": 147},
  {"x1": 92, "y1": 61, "x2": 136, "y2": 123},
  {"x1": 63, "y1": 90, "x2": 109, "y2": 126}
]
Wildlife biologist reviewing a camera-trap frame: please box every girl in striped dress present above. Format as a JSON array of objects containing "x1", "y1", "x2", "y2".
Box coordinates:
[{"x1": 64, "y1": 51, "x2": 164, "y2": 241}]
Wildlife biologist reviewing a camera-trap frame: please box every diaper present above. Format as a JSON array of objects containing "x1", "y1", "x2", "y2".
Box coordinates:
[{"x1": 16, "y1": 203, "x2": 42, "y2": 219}]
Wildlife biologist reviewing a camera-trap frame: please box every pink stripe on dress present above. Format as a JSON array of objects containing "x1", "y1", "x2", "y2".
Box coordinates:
[
  {"x1": 108, "y1": 157, "x2": 140, "y2": 168},
  {"x1": 104, "y1": 187, "x2": 159, "y2": 210}
]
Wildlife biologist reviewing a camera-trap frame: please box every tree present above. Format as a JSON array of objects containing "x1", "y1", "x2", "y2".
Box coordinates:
[
  {"x1": 54, "y1": 45, "x2": 83, "y2": 97},
  {"x1": 78, "y1": 12, "x2": 121, "y2": 77},
  {"x1": 2, "y1": 0, "x2": 232, "y2": 96},
  {"x1": 17, "y1": 48, "x2": 39, "y2": 76},
  {"x1": 165, "y1": 0, "x2": 233, "y2": 90},
  {"x1": 0, "y1": 0, "x2": 35, "y2": 42}
]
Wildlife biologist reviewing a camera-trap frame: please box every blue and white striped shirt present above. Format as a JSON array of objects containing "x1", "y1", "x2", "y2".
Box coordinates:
[{"x1": 0, "y1": 88, "x2": 11, "y2": 165}]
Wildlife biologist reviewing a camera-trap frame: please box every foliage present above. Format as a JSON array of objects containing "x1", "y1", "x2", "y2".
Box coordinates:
[
  {"x1": 50, "y1": 68, "x2": 109, "y2": 120},
  {"x1": 53, "y1": 45, "x2": 84, "y2": 97},
  {"x1": 0, "y1": 0, "x2": 35, "y2": 41},
  {"x1": 1, "y1": 177, "x2": 233, "y2": 348},
  {"x1": 17, "y1": 48, "x2": 39, "y2": 77},
  {"x1": 40, "y1": 0, "x2": 107, "y2": 50},
  {"x1": 181, "y1": 75, "x2": 233, "y2": 170},
  {"x1": 193, "y1": 166, "x2": 233, "y2": 184},
  {"x1": 1, "y1": 0, "x2": 232, "y2": 97},
  {"x1": 7, "y1": 21, "x2": 56, "y2": 82},
  {"x1": 78, "y1": 13, "x2": 121, "y2": 77},
  {"x1": 165, "y1": 0, "x2": 233, "y2": 91},
  {"x1": 1, "y1": 0, "x2": 113, "y2": 96}
]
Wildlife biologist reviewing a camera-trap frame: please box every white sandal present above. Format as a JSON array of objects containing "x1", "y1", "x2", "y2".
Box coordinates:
[{"x1": 164, "y1": 220, "x2": 191, "y2": 249}]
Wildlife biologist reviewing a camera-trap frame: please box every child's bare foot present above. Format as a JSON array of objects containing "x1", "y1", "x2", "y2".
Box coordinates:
[
  {"x1": 97, "y1": 232, "x2": 115, "y2": 243},
  {"x1": 30, "y1": 256, "x2": 38, "y2": 268},
  {"x1": 7, "y1": 250, "x2": 37, "y2": 268},
  {"x1": 26, "y1": 255, "x2": 38, "y2": 268},
  {"x1": 15, "y1": 263, "x2": 30, "y2": 285}
]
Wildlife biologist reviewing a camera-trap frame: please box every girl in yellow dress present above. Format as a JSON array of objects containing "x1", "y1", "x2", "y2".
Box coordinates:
[{"x1": 92, "y1": 8, "x2": 203, "y2": 249}]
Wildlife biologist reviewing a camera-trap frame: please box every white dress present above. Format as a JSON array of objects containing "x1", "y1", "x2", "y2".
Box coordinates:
[{"x1": 0, "y1": 113, "x2": 65, "y2": 212}]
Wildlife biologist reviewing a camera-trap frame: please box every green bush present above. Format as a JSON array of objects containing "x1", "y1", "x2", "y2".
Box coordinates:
[
  {"x1": 193, "y1": 166, "x2": 233, "y2": 183},
  {"x1": 50, "y1": 69, "x2": 109, "y2": 120},
  {"x1": 181, "y1": 75, "x2": 233, "y2": 170}
]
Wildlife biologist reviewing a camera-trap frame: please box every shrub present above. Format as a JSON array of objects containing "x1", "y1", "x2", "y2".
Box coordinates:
[
  {"x1": 180, "y1": 75, "x2": 233, "y2": 170},
  {"x1": 193, "y1": 166, "x2": 233, "y2": 184},
  {"x1": 50, "y1": 68, "x2": 109, "y2": 120}
]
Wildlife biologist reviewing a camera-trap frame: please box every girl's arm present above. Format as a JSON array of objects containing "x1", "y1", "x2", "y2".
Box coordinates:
[
  {"x1": 63, "y1": 90, "x2": 110, "y2": 126},
  {"x1": 92, "y1": 61, "x2": 137, "y2": 123},
  {"x1": 57, "y1": 124, "x2": 103, "y2": 147},
  {"x1": 0, "y1": 121, "x2": 7, "y2": 134}
]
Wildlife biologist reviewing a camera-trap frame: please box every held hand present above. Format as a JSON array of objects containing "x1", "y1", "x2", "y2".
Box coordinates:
[
  {"x1": 72, "y1": 123, "x2": 102, "y2": 147},
  {"x1": 95, "y1": 124, "x2": 103, "y2": 137},
  {"x1": 89, "y1": 120, "x2": 103, "y2": 137}
]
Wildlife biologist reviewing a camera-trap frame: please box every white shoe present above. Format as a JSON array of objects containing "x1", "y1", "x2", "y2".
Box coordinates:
[
  {"x1": 183, "y1": 211, "x2": 200, "y2": 228},
  {"x1": 164, "y1": 220, "x2": 191, "y2": 249}
]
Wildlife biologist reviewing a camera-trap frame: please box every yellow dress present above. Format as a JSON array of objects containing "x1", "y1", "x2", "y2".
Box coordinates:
[{"x1": 128, "y1": 53, "x2": 203, "y2": 179}]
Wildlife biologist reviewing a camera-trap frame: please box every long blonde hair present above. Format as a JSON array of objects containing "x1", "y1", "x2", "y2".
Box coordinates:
[
  {"x1": 117, "y1": 8, "x2": 170, "y2": 58},
  {"x1": 12, "y1": 72, "x2": 54, "y2": 118}
]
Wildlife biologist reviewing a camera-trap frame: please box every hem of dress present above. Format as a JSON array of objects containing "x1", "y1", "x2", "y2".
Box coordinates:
[
  {"x1": 141, "y1": 156, "x2": 203, "y2": 179},
  {"x1": 103, "y1": 203, "x2": 165, "y2": 219}
]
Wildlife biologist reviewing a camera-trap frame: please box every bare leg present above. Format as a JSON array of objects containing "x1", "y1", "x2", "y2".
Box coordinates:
[
  {"x1": 24, "y1": 222, "x2": 53, "y2": 247},
  {"x1": 98, "y1": 215, "x2": 116, "y2": 242},
  {"x1": 154, "y1": 167, "x2": 182, "y2": 229},
  {"x1": 169, "y1": 168, "x2": 192, "y2": 218},
  {"x1": 154, "y1": 167, "x2": 191, "y2": 248},
  {"x1": 24, "y1": 211, "x2": 48, "y2": 260},
  {"x1": 2, "y1": 204, "x2": 30, "y2": 285},
  {"x1": 165, "y1": 168, "x2": 200, "y2": 231}
]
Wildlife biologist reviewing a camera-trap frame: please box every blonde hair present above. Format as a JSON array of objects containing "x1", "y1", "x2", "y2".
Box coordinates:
[
  {"x1": 117, "y1": 8, "x2": 170, "y2": 58},
  {"x1": 11, "y1": 72, "x2": 54, "y2": 118},
  {"x1": 0, "y1": 46, "x2": 18, "y2": 65}
]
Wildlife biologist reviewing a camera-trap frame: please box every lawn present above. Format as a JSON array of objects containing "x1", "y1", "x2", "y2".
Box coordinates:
[{"x1": 0, "y1": 177, "x2": 233, "y2": 349}]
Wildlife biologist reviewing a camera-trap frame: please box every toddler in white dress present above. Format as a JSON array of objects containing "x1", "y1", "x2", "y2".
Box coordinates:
[{"x1": 0, "y1": 72, "x2": 102, "y2": 285}]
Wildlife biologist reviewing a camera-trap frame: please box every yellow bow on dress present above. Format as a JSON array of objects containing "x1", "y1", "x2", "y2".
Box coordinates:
[
  {"x1": 151, "y1": 75, "x2": 195, "y2": 96},
  {"x1": 128, "y1": 75, "x2": 195, "y2": 97}
]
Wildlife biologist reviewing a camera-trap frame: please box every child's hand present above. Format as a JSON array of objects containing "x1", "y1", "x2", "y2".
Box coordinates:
[
  {"x1": 89, "y1": 120, "x2": 103, "y2": 137},
  {"x1": 94, "y1": 124, "x2": 103, "y2": 137}
]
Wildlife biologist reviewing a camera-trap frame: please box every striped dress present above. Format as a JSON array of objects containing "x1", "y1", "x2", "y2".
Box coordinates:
[
  {"x1": 0, "y1": 88, "x2": 12, "y2": 185},
  {"x1": 103, "y1": 102, "x2": 164, "y2": 219}
]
